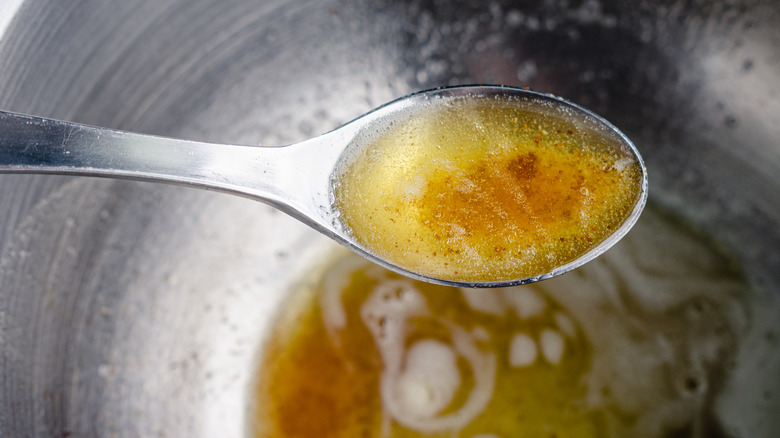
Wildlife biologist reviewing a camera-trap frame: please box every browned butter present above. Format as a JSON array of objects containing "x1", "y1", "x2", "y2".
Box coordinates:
[
  {"x1": 333, "y1": 94, "x2": 644, "y2": 282},
  {"x1": 252, "y1": 207, "x2": 758, "y2": 438}
]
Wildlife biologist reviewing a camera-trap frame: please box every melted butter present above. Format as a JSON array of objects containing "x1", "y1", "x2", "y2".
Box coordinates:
[
  {"x1": 333, "y1": 94, "x2": 643, "y2": 282},
  {"x1": 252, "y1": 206, "x2": 757, "y2": 438},
  {"x1": 253, "y1": 260, "x2": 595, "y2": 438}
]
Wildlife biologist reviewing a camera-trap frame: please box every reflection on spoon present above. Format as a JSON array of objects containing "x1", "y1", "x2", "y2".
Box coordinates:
[{"x1": 0, "y1": 85, "x2": 647, "y2": 287}]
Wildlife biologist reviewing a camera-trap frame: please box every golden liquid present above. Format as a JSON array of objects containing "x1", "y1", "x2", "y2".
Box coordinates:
[
  {"x1": 333, "y1": 95, "x2": 644, "y2": 282},
  {"x1": 252, "y1": 206, "x2": 756, "y2": 438},
  {"x1": 254, "y1": 261, "x2": 596, "y2": 437}
]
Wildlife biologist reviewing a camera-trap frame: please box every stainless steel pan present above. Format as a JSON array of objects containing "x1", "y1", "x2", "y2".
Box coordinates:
[{"x1": 1, "y1": 0, "x2": 778, "y2": 436}]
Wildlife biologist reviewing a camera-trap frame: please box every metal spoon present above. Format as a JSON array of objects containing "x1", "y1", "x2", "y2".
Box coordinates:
[{"x1": 0, "y1": 85, "x2": 647, "y2": 288}]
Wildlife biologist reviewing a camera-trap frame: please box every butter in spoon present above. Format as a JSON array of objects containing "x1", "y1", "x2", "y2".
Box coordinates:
[{"x1": 0, "y1": 86, "x2": 647, "y2": 288}]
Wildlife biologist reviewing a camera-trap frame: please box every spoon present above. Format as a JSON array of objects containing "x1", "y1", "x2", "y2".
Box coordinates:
[{"x1": 0, "y1": 85, "x2": 647, "y2": 288}]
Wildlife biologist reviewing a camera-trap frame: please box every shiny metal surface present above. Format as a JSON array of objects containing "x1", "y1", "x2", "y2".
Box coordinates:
[
  {"x1": 0, "y1": 0, "x2": 778, "y2": 437},
  {"x1": 0, "y1": 85, "x2": 649, "y2": 288},
  {"x1": 0, "y1": 109, "x2": 348, "y2": 250}
]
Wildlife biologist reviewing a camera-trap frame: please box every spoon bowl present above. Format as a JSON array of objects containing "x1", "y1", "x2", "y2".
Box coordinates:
[{"x1": 0, "y1": 85, "x2": 647, "y2": 287}]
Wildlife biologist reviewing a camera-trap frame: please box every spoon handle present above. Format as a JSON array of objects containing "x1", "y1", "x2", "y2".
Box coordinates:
[{"x1": 0, "y1": 110, "x2": 340, "y2": 232}]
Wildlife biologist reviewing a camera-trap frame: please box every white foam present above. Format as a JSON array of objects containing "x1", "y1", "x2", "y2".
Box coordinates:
[
  {"x1": 509, "y1": 332, "x2": 538, "y2": 367},
  {"x1": 539, "y1": 329, "x2": 565, "y2": 365}
]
